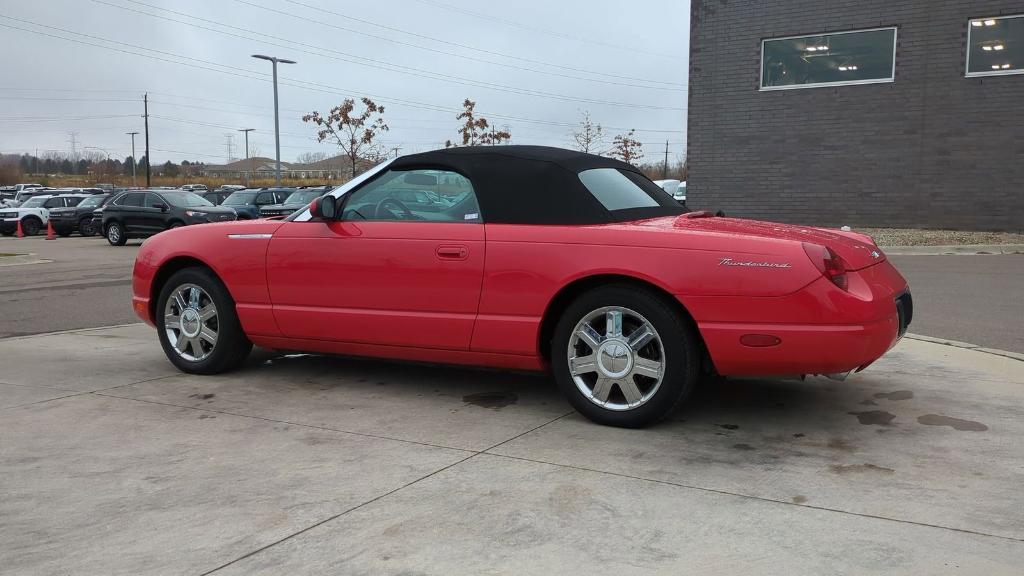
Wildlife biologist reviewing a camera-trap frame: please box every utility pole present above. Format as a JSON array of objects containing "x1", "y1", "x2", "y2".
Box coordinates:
[
  {"x1": 390, "y1": 146, "x2": 402, "y2": 159},
  {"x1": 143, "y1": 93, "x2": 151, "y2": 187},
  {"x1": 67, "y1": 131, "x2": 80, "y2": 160},
  {"x1": 224, "y1": 133, "x2": 235, "y2": 163},
  {"x1": 238, "y1": 128, "x2": 254, "y2": 186},
  {"x1": 252, "y1": 54, "x2": 297, "y2": 186},
  {"x1": 126, "y1": 132, "x2": 139, "y2": 187},
  {"x1": 663, "y1": 140, "x2": 669, "y2": 179}
]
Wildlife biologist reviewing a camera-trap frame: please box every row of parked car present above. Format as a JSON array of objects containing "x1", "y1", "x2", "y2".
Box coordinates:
[{"x1": 0, "y1": 183, "x2": 334, "y2": 244}]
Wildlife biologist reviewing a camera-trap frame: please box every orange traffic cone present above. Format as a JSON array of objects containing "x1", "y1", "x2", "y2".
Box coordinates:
[
  {"x1": 15, "y1": 219, "x2": 24, "y2": 238},
  {"x1": 45, "y1": 219, "x2": 56, "y2": 240}
]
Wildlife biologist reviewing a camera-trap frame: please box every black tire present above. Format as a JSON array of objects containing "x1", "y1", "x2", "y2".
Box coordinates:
[
  {"x1": 105, "y1": 221, "x2": 127, "y2": 246},
  {"x1": 1, "y1": 230, "x2": 13, "y2": 237},
  {"x1": 21, "y1": 217, "x2": 41, "y2": 236},
  {"x1": 156, "y1": 267, "x2": 252, "y2": 374},
  {"x1": 551, "y1": 284, "x2": 700, "y2": 428},
  {"x1": 168, "y1": 221, "x2": 184, "y2": 230},
  {"x1": 79, "y1": 217, "x2": 96, "y2": 237},
  {"x1": 57, "y1": 229, "x2": 72, "y2": 237}
]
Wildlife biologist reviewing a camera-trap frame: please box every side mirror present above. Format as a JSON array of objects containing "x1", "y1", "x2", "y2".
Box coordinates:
[{"x1": 309, "y1": 195, "x2": 336, "y2": 220}]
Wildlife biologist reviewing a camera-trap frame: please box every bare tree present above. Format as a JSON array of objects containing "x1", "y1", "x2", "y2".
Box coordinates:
[
  {"x1": 295, "y1": 151, "x2": 328, "y2": 165},
  {"x1": 303, "y1": 97, "x2": 389, "y2": 177},
  {"x1": 445, "y1": 99, "x2": 511, "y2": 147},
  {"x1": 609, "y1": 129, "x2": 644, "y2": 165},
  {"x1": 571, "y1": 111, "x2": 604, "y2": 154}
]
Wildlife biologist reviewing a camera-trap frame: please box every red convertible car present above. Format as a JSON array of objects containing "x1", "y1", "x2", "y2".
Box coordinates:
[{"x1": 132, "y1": 146, "x2": 911, "y2": 427}]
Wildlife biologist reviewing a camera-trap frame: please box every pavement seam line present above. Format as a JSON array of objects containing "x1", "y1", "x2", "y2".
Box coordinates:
[
  {"x1": 0, "y1": 322, "x2": 144, "y2": 342},
  {"x1": 0, "y1": 375, "x2": 183, "y2": 412},
  {"x1": 200, "y1": 410, "x2": 574, "y2": 575},
  {"x1": 485, "y1": 452, "x2": 1024, "y2": 544},
  {"x1": 905, "y1": 333, "x2": 1024, "y2": 362}
]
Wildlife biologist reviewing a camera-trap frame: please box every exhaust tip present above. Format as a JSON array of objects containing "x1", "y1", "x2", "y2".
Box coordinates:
[{"x1": 823, "y1": 370, "x2": 853, "y2": 381}]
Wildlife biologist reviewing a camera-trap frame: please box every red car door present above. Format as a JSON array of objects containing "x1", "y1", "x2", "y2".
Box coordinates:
[{"x1": 265, "y1": 168, "x2": 485, "y2": 350}]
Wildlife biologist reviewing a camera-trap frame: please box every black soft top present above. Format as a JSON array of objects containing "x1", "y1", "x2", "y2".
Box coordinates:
[{"x1": 388, "y1": 145, "x2": 683, "y2": 225}]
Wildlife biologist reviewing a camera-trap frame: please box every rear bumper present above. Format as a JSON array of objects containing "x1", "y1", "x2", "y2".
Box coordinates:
[{"x1": 687, "y1": 260, "x2": 910, "y2": 377}]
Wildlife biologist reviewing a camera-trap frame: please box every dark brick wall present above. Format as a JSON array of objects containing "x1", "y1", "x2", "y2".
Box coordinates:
[{"x1": 687, "y1": 0, "x2": 1024, "y2": 231}]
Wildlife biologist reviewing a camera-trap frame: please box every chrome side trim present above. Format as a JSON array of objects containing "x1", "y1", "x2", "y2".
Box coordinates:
[{"x1": 227, "y1": 233, "x2": 273, "y2": 239}]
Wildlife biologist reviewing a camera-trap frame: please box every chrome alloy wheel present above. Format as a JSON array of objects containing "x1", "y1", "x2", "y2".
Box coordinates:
[
  {"x1": 567, "y1": 306, "x2": 665, "y2": 411},
  {"x1": 164, "y1": 283, "x2": 219, "y2": 362}
]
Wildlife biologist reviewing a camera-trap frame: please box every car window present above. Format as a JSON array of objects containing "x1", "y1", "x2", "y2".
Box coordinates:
[
  {"x1": 44, "y1": 197, "x2": 65, "y2": 208},
  {"x1": 79, "y1": 196, "x2": 105, "y2": 208},
  {"x1": 286, "y1": 190, "x2": 322, "y2": 205},
  {"x1": 223, "y1": 191, "x2": 257, "y2": 206},
  {"x1": 67, "y1": 197, "x2": 83, "y2": 207},
  {"x1": 144, "y1": 193, "x2": 165, "y2": 208},
  {"x1": 578, "y1": 169, "x2": 662, "y2": 211},
  {"x1": 163, "y1": 192, "x2": 214, "y2": 208},
  {"x1": 341, "y1": 169, "x2": 481, "y2": 223},
  {"x1": 23, "y1": 197, "x2": 47, "y2": 208},
  {"x1": 123, "y1": 193, "x2": 145, "y2": 207},
  {"x1": 255, "y1": 192, "x2": 275, "y2": 205}
]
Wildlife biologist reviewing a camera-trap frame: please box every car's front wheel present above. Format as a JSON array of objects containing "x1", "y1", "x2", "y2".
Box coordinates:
[
  {"x1": 79, "y1": 217, "x2": 96, "y2": 236},
  {"x1": 105, "y1": 221, "x2": 127, "y2": 246},
  {"x1": 551, "y1": 285, "x2": 700, "y2": 428},
  {"x1": 156, "y1": 267, "x2": 252, "y2": 374},
  {"x1": 21, "y1": 217, "x2": 41, "y2": 236}
]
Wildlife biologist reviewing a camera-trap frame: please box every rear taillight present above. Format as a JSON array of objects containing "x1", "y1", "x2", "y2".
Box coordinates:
[{"x1": 802, "y1": 242, "x2": 848, "y2": 290}]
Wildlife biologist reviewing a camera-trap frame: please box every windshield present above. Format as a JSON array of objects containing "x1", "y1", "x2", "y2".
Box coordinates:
[
  {"x1": 284, "y1": 190, "x2": 322, "y2": 205},
  {"x1": 22, "y1": 197, "x2": 47, "y2": 208},
  {"x1": 163, "y1": 192, "x2": 214, "y2": 208},
  {"x1": 222, "y1": 191, "x2": 258, "y2": 206},
  {"x1": 79, "y1": 196, "x2": 105, "y2": 208}
]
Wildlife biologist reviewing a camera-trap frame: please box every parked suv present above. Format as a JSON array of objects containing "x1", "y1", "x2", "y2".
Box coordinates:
[
  {"x1": 48, "y1": 194, "x2": 114, "y2": 236},
  {"x1": 258, "y1": 186, "x2": 333, "y2": 217},
  {"x1": 101, "y1": 190, "x2": 236, "y2": 246},
  {"x1": 222, "y1": 187, "x2": 295, "y2": 219},
  {"x1": 0, "y1": 194, "x2": 88, "y2": 236},
  {"x1": 179, "y1": 184, "x2": 209, "y2": 192},
  {"x1": 2, "y1": 187, "x2": 56, "y2": 208}
]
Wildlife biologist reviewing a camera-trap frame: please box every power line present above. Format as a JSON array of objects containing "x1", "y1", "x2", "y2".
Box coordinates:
[
  {"x1": 91, "y1": 0, "x2": 684, "y2": 109},
  {"x1": 0, "y1": 19, "x2": 686, "y2": 134},
  {"x1": 410, "y1": 0, "x2": 681, "y2": 60}
]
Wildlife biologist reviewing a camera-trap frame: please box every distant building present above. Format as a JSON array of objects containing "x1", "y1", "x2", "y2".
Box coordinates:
[
  {"x1": 687, "y1": 1, "x2": 1024, "y2": 231},
  {"x1": 200, "y1": 155, "x2": 375, "y2": 180}
]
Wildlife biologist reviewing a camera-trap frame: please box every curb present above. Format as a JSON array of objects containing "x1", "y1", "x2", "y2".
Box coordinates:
[
  {"x1": 882, "y1": 244, "x2": 1024, "y2": 256},
  {"x1": 0, "y1": 322, "x2": 145, "y2": 342},
  {"x1": 904, "y1": 333, "x2": 1024, "y2": 362}
]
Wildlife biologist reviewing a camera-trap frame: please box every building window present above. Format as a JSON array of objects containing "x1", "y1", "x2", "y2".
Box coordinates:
[
  {"x1": 761, "y1": 27, "x2": 897, "y2": 90},
  {"x1": 966, "y1": 15, "x2": 1024, "y2": 77}
]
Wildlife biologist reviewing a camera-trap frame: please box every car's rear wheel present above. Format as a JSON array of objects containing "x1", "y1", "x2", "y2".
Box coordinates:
[
  {"x1": 21, "y1": 217, "x2": 41, "y2": 236},
  {"x1": 105, "y1": 221, "x2": 127, "y2": 246},
  {"x1": 156, "y1": 267, "x2": 252, "y2": 374},
  {"x1": 79, "y1": 217, "x2": 96, "y2": 236},
  {"x1": 551, "y1": 285, "x2": 700, "y2": 428}
]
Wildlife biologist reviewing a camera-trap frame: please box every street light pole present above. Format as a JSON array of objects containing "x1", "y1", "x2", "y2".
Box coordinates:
[
  {"x1": 252, "y1": 54, "x2": 296, "y2": 186},
  {"x1": 126, "y1": 132, "x2": 139, "y2": 187},
  {"x1": 238, "y1": 128, "x2": 254, "y2": 186}
]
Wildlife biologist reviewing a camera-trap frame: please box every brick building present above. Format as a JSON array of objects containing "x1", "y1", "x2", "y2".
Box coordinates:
[{"x1": 687, "y1": 1, "x2": 1024, "y2": 231}]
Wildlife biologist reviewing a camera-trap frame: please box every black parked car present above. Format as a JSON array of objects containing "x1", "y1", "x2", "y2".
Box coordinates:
[
  {"x1": 222, "y1": 187, "x2": 295, "y2": 219},
  {"x1": 101, "y1": 190, "x2": 236, "y2": 246},
  {"x1": 258, "y1": 186, "x2": 333, "y2": 217},
  {"x1": 48, "y1": 194, "x2": 114, "y2": 236}
]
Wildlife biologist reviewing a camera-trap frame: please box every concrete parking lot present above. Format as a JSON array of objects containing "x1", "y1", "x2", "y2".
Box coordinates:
[{"x1": 2, "y1": 235, "x2": 1024, "y2": 574}]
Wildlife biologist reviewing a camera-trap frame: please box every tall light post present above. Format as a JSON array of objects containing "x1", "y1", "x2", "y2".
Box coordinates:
[
  {"x1": 126, "y1": 132, "x2": 139, "y2": 187},
  {"x1": 252, "y1": 54, "x2": 296, "y2": 185},
  {"x1": 238, "y1": 128, "x2": 254, "y2": 186}
]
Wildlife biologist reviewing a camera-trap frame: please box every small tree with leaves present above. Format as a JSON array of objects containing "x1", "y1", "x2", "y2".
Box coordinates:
[
  {"x1": 304, "y1": 97, "x2": 388, "y2": 177},
  {"x1": 609, "y1": 129, "x2": 643, "y2": 165},
  {"x1": 571, "y1": 111, "x2": 604, "y2": 154},
  {"x1": 445, "y1": 99, "x2": 511, "y2": 147}
]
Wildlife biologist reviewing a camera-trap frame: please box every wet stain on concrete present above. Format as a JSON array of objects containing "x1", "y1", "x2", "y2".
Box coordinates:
[
  {"x1": 848, "y1": 410, "x2": 895, "y2": 426},
  {"x1": 830, "y1": 463, "x2": 895, "y2": 475},
  {"x1": 463, "y1": 391, "x2": 518, "y2": 409},
  {"x1": 827, "y1": 438, "x2": 856, "y2": 452},
  {"x1": 197, "y1": 414, "x2": 215, "y2": 420},
  {"x1": 874, "y1": 390, "x2": 914, "y2": 401},
  {"x1": 732, "y1": 443, "x2": 755, "y2": 451},
  {"x1": 718, "y1": 424, "x2": 739, "y2": 430},
  {"x1": 792, "y1": 495, "x2": 808, "y2": 504},
  {"x1": 918, "y1": 414, "x2": 988, "y2": 432},
  {"x1": 859, "y1": 399, "x2": 878, "y2": 406},
  {"x1": 189, "y1": 393, "x2": 215, "y2": 400},
  {"x1": 792, "y1": 433, "x2": 805, "y2": 438}
]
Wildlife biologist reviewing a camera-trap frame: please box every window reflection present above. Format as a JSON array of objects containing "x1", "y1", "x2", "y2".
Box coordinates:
[
  {"x1": 967, "y1": 15, "x2": 1023, "y2": 76},
  {"x1": 761, "y1": 28, "x2": 897, "y2": 89}
]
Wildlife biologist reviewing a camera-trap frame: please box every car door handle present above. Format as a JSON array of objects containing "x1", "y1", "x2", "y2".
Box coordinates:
[{"x1": 436, "y1": 244, "x2": 469, "y2": 260}]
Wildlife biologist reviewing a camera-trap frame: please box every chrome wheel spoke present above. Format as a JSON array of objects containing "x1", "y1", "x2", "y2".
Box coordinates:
[
  {"x1": 172, "y1": 292, "x2": 187, "y2": 314},
  {"x1": 164, "y1": 314, "x2": 181, "y2": 330},
  {"x1": 189, "y1": 336, "x2": 204, "y2": 355},
  {"x1": 199, "y1": 326, "x2": 218, "y2": 346},
  {"x1": 576, "y1": 324, "x2": 603, "y2": 350},
  {"x1": 592, "y1": 378, "x2": 614, "y2": 403},
  {"x1": 198, "y1": 305, "x2": 217, "y2": 322},
  {"x1": 174, "y1": 333, "x2": 189, "y2": 353},
  {"x1": 632, "y1": 356, "x2": 663, "y2": 379},
  {"x1": 606, "y1": 310, "x2": 623, "y2": 339},
  {"x1": 570, "y1": 354, "x2": 597, "y2": 375},
  {"x1": 618, "y1": 380, "x2": 643, "y2": 405},
  {"x1": 627, "y1": 323, "x2": 656, "y2": 351}
]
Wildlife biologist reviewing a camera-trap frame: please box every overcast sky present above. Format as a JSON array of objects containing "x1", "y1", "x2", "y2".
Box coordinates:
[{"x1": 1, "y1": 0, "x2": 689, "y2": 164}]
